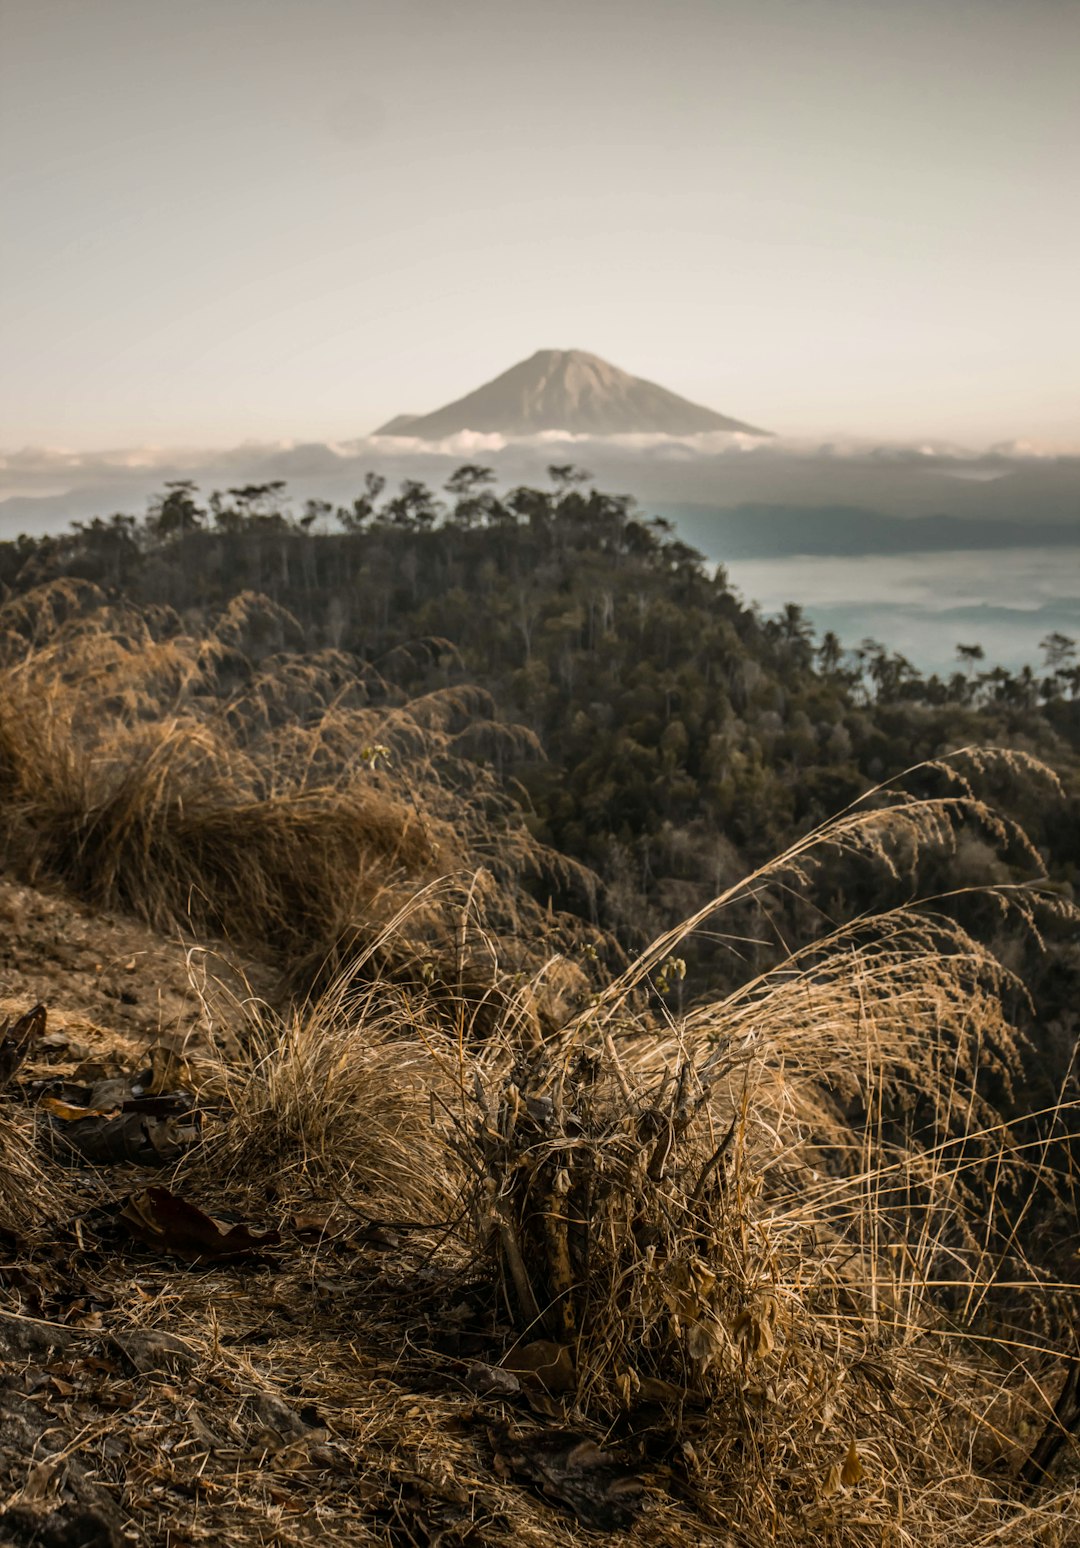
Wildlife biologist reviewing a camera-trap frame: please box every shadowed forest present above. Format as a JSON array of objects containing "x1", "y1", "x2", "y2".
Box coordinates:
[{"x1": 0, "y1": 467, "x2": 1078, "y2": 1546}]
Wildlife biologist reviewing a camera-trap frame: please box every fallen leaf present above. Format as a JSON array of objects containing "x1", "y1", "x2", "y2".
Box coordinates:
[
  {"x1": 501, "y1": 1340, "x2": 576, "y2": 1394},
  {"x1": 732, "y1": 1302, "x2": 776, "y2": 1360},
  {"x1": 47, "y1": 1105, "x2": 199, "y2": 1165},
  {"x1": 40, "y1": 1096, "x2": 120, "y2": 1123},
  {"x1": 686, "y1": 1316, "x2": 725, "y2": 1368},
  {"x1": 0, "y1": 1004, "x2": 46, "y2": 1090},
  {"x1": 120, "y1": 1186, "x2": 281, "y2": 1262}
]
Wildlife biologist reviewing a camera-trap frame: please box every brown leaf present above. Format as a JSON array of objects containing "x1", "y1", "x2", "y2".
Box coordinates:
[
  {"x1": 732, "y1": 1300, "x2": 777, "y2": 1361},
  {"x1": 840, "y1": 1437, "x2": 863, "y2": 1487},
  {"x1": 0, "y1": 1004, "x2": 46, "y2": 1090},
  {"x1": 120, "y1": 1187, "x2": 281, "y2": 1262},
  {"x1": 488, "y1": 1423, "x2": 643, "y2": 1530},
  {"x1": 40, "y1": 1096, "x2": 121, "y2": 1122},
  {"x1": 47, "y1": 1106, "x2": 199, "y2": 1165},
  {"x1": 501, "y1": 1340, "x2": 576, "y2": 1394}
]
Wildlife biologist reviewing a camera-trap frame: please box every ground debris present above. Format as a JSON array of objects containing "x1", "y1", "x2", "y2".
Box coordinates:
[
  {"x1": 0, "y1": 1380, "x2": 127, "y2": 1548},
  {"x1": 0, "y1": 1003, "x2": 46, "y2": 1091},
  {"x1": 488, "y1": 1421, "x2": 645, "y2": 1530},
  {"x1": 119, "y1": 1185, "x2": 281, "y2": 1262}
]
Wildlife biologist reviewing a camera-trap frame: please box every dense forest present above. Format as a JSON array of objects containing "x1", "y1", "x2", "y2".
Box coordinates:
[{"x1": 6, "y1": 468, "x2": 1077, "y2": 993}]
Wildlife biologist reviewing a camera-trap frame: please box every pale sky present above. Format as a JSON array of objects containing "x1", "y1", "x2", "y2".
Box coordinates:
[{"x1": 2, "y1": 0, "x2": 1078, "y2": 450}]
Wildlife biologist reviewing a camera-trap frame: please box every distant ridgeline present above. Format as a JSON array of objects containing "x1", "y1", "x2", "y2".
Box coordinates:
[
  {"x1": 1, "y1": 466, "x2": 1077, "y2": 1008},
  {"x1": 660, "y1": 502, "x2": 1080, "y2": 560}
]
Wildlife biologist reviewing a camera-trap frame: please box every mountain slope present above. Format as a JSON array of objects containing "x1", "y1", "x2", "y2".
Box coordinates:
[{"x1": 374, "y1": 348, "x2": 771, "y2": 438}]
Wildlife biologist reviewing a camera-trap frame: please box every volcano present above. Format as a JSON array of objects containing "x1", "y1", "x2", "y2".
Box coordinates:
[{"x1": 374, "y1": 349, "x2": 770, "y2": 439}]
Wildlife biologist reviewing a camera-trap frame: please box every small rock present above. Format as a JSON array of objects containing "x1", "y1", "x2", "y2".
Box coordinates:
[
  {"x1": 110, "y1": 1329, "x2": 199, "y2": 1375},
  {"x1": 465, "y1": 1361, "x2": 522, "y2": 1398}
]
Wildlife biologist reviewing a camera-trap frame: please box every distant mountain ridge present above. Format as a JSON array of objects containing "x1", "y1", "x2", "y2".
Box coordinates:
[{"x1": 373, "y1": 349, "x2": 771, "y2": 439}]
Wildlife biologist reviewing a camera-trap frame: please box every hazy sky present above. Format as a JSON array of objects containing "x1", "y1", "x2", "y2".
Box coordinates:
[{"x1": 2, "y1": 0, "x2": 1078, "y2": 450}]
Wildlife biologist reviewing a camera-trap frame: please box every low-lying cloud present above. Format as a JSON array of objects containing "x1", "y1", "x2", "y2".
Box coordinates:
[{"x1": 2, "y1": 432, "x2": 1078, "y2": 540}]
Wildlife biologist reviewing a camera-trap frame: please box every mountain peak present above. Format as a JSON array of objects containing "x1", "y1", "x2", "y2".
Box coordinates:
[{"x1": 374, "y1": 350, "x2": 770, "y2": 439}]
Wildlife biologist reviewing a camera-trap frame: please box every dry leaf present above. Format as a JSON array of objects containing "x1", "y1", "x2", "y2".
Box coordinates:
[
  {"x1": 120, "y1": 1186, "x2": 281, "y2": 1261},
  {"x1": 841, "y1": 1437, "x2": 863, "y2": 1487},
  {"x1": 501, "y1": 1340, "x2": 576, "y2": 1394},
  {"x1": 47, "y1": 1104, "x2": 199, "y2": 1165},
  {"x1": 687, "y1": 1316, "x2": 725, "y2": 1368},
  {"x1": 40, "y1": 1096, "x2": 120, "y2": 1122},
  {"x1": 732, "y1": 1307, "x2": 775, "y2": 1360},
  {"x1": 0, "y1": 1003, "x2": 46, "y2": 1090}
]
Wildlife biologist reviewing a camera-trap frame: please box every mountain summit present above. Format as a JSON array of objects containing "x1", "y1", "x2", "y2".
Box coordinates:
[{"x1": 374, "y1": 349, "x2": 770, "y2": 439}]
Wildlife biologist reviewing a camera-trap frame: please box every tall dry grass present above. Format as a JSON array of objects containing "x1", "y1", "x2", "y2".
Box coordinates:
[
  {"x1": 0, "y1": 582, "x2": 597, "y2": 996},
  {"x1": 429, "y1": 790, "x2": 1079, "y2": 1543},
  {"x1": 195, "y1": 787, "x2": 1080, "y2": 1545}
]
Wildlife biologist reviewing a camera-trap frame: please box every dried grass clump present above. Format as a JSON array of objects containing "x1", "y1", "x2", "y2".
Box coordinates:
[
  {"x1": 0, "y1": 583, "x2": 594, "y2": 989},
  {"x1": 182, "y1": 883, "x2": 597, "y2": 1230},
  {"x1": 432, "y1": 792, "x2": 1080, "y2": 1545},
  {"x1": 188, "y1": 998, "x2": 459, "y2": 1229},
  {"x1": 190, "y1": 1000, "x2": 456, "y2": 1224}
]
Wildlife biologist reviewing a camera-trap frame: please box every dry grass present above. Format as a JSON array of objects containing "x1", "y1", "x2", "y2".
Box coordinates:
[
  {"x1": 0, "y1": 1104, "x2": 73, "y2": 1236},
  {"x1": 414, "y1": 820, "x2": 1077, "y2": 1545},
  {"x1": 162, "y1": 797, "x2": 1080, "y2": 1544},
  {"x1": 0, "y1": 589, "x2": 1077, "y2": 1545},
  {"x1": 183, "y1": 914, "x2": 463, "y2": 1225},
  {"x1": 0, "y1": 583, "x2": 596, "y2": 997}
]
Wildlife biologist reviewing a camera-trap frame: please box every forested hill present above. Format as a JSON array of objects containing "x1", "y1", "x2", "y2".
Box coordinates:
[{"x1": 3, "y1": 465, "x2": 1078, "y2": 985}]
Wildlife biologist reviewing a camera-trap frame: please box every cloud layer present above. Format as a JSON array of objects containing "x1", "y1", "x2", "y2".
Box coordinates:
[{"x1": 3, "y1": 431, "x2": 1078, "y2": 541}]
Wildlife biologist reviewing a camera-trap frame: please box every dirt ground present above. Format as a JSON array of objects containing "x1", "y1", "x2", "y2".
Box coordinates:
[
  {"x1": 0, "y1": 885, "x2": 264, "y2": 1065},
  {"x1": 0, "y1": 875, "x2": 729, "y2": 1548}
]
